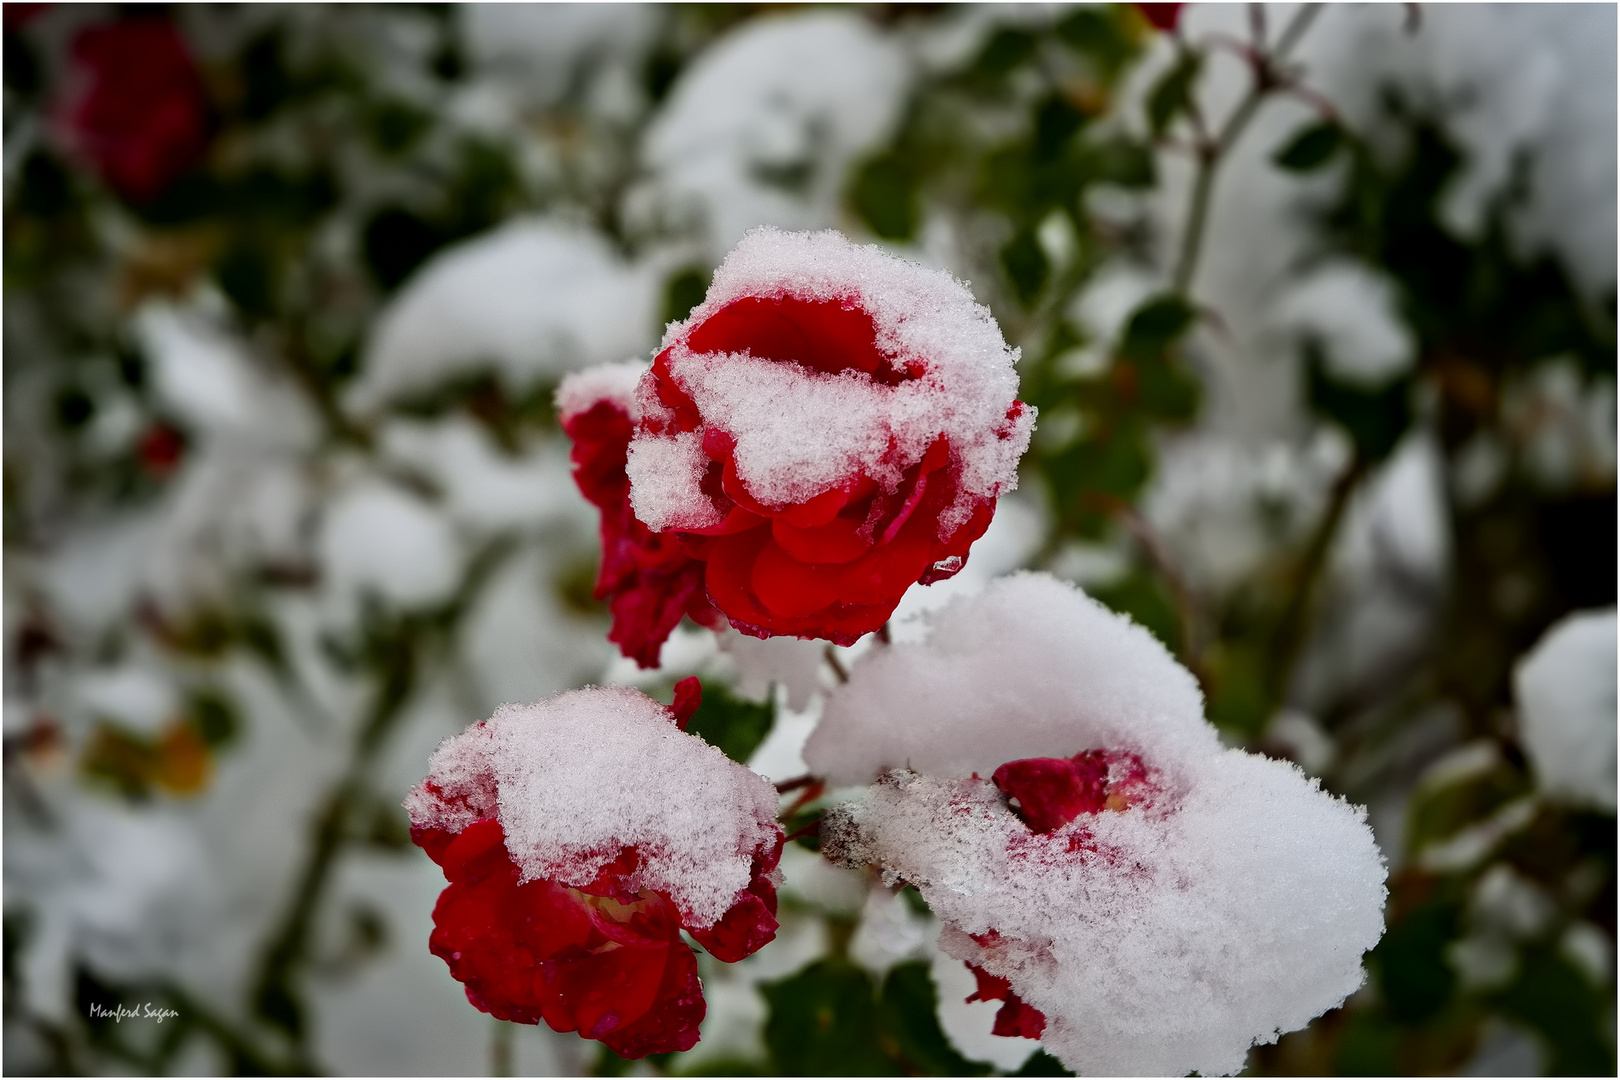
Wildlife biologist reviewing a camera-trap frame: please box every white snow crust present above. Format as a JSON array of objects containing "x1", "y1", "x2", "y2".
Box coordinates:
[
  {"x1": 805, "y1": 572, "x2": 1216, "y2": 786},
  {"x1": 627, "y1": 228, "x2": 1034, "y2": 537},
  {"x1": 1513, "y1": 608, "x2": 1618, "y2": 813},
  {"x1": 813, "y1": 573, "x2": 1387, "y2": 1076},
  {"x1": 555, "y1": 359, "x2": 648, "y2": 425},
  {"x1": 406, "y1": 686, "x2": 781, "y2": 929}
]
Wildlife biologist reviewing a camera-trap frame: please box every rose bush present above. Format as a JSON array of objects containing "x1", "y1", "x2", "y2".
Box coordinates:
[{"x1": 406, "y1": 684, "x2": 784, "y2": 1057}]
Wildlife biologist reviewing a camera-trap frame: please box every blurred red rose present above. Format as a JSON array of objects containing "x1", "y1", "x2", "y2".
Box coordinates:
[
  {"x1": 58, "y1": 19, "x2": 210, "y2": 202},
  {"x1": 136, "y1": 422, "x2": 185, "y2": 476},
  {"x1": 1135, "y1": 4, "x2": 1185, "y2": 32}
]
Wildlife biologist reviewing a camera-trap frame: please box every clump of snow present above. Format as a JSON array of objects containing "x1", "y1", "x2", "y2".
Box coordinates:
[
  {"x1": 351, "y1": 221, "x2": 660, "y2": 414},
  {"x1": 627, "y1": 228, "x2": 1033, "y2": 538},
  {"x1": 1513, "y1": 608, "x2": 1617, "y2": 813},
  {"x1": 1272, "y1": 260, "x2": 1416, "y2": 387},
  {"x1": 805, "y1": 572, "x2": 1216, "y2": 786},
  {"x1": 378, "y1": 416, "x2": 582, "y2": 535},
  {"x1": 319, "y1": 479, "x2": 462, "y2": 610},
  {"x1": 555, "y1": 359, "x2": 648, "y2": 424},
  {"x1": 824, "y1": 757, "x2": 1386, "y2": 1076},
  {"x1": 813, "y1": 572, "x2": 1387, "y2": 1076},
  {"x1": 406, "y1": 686, "x2": 781, "y2": 929},
  {"x1": 637, "y1": 12, "x2": 910, "y2": 259},
  {"x1": 461, "y1": 4, "x2": 657, "y2": 107}
]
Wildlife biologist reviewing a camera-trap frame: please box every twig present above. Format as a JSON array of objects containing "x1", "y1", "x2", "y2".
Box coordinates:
[
  {"x1": 823, "y1": 644, "x2": 849, "y2": 683},
  {"x1": 1171, "y1": 3, "x2": 1325, "y2": 293},
  {"x1": 1267, "y1": 454, "x2": 1370, "y2": 704}
]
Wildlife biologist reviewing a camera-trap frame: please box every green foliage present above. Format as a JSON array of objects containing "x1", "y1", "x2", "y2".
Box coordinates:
[
  {"x1": 1304, "y1": 347, "x2": 1413, "y2": 463},
  {"x1": 663, "y1": 266, "x2": 712, "y2": 327},
  {"x1": 759, "y1": 959, "x2": 990, "y2": 1076},
  {"x1": 1274, "y1": 120, "x2": 1345, "y2": 172},
  {"x1": 684, "y1": 679, "x2": 775, "y2": 766},
  {"x1": 1147, "y1": 50, "x2": 1201, "y2": 136}
]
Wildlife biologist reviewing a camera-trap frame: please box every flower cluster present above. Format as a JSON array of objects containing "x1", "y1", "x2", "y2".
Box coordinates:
[{"x1": 413, "y1": 230, "x2": 1386, "y2": 1069}]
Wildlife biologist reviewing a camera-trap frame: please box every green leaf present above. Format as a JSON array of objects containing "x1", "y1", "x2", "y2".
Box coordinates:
[
  {"x1": 1090, "y1": 571, "x2": 1180, "y2": 656},
  {"x1": 1147, "y1": 51, "x2": 1201, "y2": 136},
  {"x1": 1053, "y1": 8, "x2": 1134, "y2": 75},
  {"x1": 1492, "y1": 946, "x2": 1614, "y2": 1075},
  {"x1": 186, "y1": 689, "x2": 240, "y2": 748},
  {"x1": 1033, "y1": 95, "x2": 1087, "y2": 160},
  {"x1": 685, "y1": 680, "x2": 774, "y2": 766},
  {"x1": 762, "y1": 960, "x2": 899, "y2": 1075},
  {"x1": 662, "y1": 266, "x2": 711, "y2": 327},
  {"x1": 1304, "y1": 345, "x2": 1412, "y2": 463},
  {"x1": 970, "y1": 27, "x2": 1038, "y2": 82},
  {"x1": 1001, "y1": 230, "x2": 1049, "y2": 308},
  {"x1": 1117, "y1": 293, "x2": 1197, "y2": 362},
  {"x1": 876, "y1": 961, "x2": 992, "y2": 1076},
  {"x1": 850, "y1": 153, "x2": 920, "y2": 241},
  {"x1": 1274, "y1": 121, "x2": 1345, "y2": 172},
  {"x1": 1011, "y1": 1050, "x2": 1075, "y2": 1076},
  {"x1": 1370, "y1": 898, "x2": 1460, "y2": 1025}
]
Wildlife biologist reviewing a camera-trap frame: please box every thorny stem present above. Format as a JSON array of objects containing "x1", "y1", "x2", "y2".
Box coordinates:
[{"x1": 1170, "y1": 3, "x2": 1325, "y2": 293}]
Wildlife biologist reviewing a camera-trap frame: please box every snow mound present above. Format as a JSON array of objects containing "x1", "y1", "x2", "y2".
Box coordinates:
[
  {"x1": 1514, "y1": 608, "x2": 1617, "y2": 812},
  {"x1": 352, "y1": 221, "x2": 660, "y2": 413},
  {"x1": 406, "y1": 686, "x2": 781, "y2": 929},
  {"x1": 805, "y1": 572, "x2": 1215, "y2": 786},
  {"x1": 640, "y1": 12, "x2": 909, "y2": 258}
]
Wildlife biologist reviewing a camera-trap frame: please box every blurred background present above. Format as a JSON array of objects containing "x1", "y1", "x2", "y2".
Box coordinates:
[{"x1": 3, "y1": 3, "x2": 1614, "y2": 1075}]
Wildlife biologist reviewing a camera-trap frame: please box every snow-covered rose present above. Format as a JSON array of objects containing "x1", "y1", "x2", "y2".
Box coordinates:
[
  {"x1": 621, "y1": 228, "x2": 1033, "y2": 647},
  {"x1": 813, "y1": 573, "x2": 1388, "y2": 1076},
  {"x1": 406, "y1": 684, "x2": 784, "y2": 1057}
]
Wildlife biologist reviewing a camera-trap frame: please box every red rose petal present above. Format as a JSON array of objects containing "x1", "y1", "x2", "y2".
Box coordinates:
[
  {"x1": 670, "y1": 676, "x2": 702, "y2": 729},
  {"x1": 688, "y1": 295, "x2": 902, "y2": 383},
  {"x1": 770, "y1": 514, "x2": 873, "y2": 565},
  {"x1": 992, "y1": 754, "x2": 1110, "y2": 834}
]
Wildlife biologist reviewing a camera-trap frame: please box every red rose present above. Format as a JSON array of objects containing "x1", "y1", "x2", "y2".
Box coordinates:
[
  {"x1": 559, "y1": 364, "x2": 720, "y2": 668},
  {"x1": 407, "y1": 687, "x2": 784, "y2": 1056},
  {"x1": 1135, "y1": 3, "x2": 1185, "y2": 32},
  {"x1": 623, "y1": 228, "x2": 1033, "y2": 647},
  {"x1": 57, "y1": 19, "x2": 210, "y2": 202}
]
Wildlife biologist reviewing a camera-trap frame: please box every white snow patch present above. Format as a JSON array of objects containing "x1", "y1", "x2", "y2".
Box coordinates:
[
  {"x1": 352, "y1": 220, "x2": 661, "y2": 413},
  {"x1": 638, "y1": 12, "x2": 910, "y2": 258},
  {"x1": 1514, "y1": 608, "x2": 1617, "y2": 812}
]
